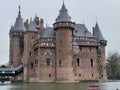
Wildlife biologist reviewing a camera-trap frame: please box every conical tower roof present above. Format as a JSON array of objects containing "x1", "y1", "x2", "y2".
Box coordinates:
[
  {"x1": 93, "y1": 23, "x2": 105, "y2": 43},
  {"x1": 13, "y1": 6, "x2": 26, "y2": 31},
  {"x1": 56, "y1": 3, "x2": 71, "y2": 22},
  {"x1": 28, "y1": 18, "x2": 37, "y2": 31}
]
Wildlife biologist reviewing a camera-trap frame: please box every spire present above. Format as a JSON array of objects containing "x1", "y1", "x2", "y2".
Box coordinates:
[
  {"x1": 56, "y1": 2, "x2": 71, "y2": 22},
  {"x1": 61, "y1": 0, "x2": 66, "y2": 10},
  {"x1": 34, "y1": 15, "x2": 39, "y2": 25},
  {"x1": 19, "y1": 5, "x2": 21, "y2": 15},
  {"x1": 93, "y1": 22, "x2": 105, "y2": 43},
  {"x1": 13, "y1": 5, "x2": 25, "y2": 31}
]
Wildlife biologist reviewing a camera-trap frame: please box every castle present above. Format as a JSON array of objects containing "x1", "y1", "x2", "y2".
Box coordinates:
[{"x1": 9, "y1": 3, "x2": 107, "y2": 82}]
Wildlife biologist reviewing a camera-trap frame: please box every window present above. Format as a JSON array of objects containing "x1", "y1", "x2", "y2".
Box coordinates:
[
  {"x1": 89, "y1": 47, "x2": 92, "y2": 52},
  {"x1": 46, "y1": 58, "x2": 50, "y2": 65},
  {"x1": 29, "y1": 52, "x2": 32, "y2": 56},
  {"x1": 92, "y1": 73, "x2": 94, "y2": 77},
  {"x1": 90, "y1": 59, "x2": 94, "y2": 67},
  {"x1": 60, "y1": 40, "x2": 62, "y2": 43},
  {"x1": 101, "y1": 74, "x2": 103, "y2": 77},
  {"x1": 100, "y1": 65, "x2": 102, "y2": 70},
  {"x1": 80, "y1": 47, "x2": 82, "y2": 52},
  {"x1": 79, "y1": 73, "x2": 81, "y2": 77},
  {"x1": 49, "y1": 74, "x2": 51, "y2": 77},
  {"x1": 77, "y1": 58, "x2": 80, "y2": 66},
  {"x1": 59, "y1": 60, "x2": 62, "y2": 66},
  {"x1": 46, "y1": 43, "x2": 48, "y2": 46},
  {"x1": 35, "y1": 59, "x2": 38, "y2": 65},
  {"x1": 46, "y1": 49, "x2": 50, "y2": 53},
  {"x1": 30, "y1": 63, "x2": 34, "y2": 68},
  {"x1": 72, "y1": 61, "x2": 73, "y2": 66}
]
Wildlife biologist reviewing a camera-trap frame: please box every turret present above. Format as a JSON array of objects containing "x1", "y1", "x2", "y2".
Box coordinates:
[
  {"x1": 9, "y1": 6, "x2": 25, "y2": 67},
  {"x1": 53, "y1": 3, "x2": 75, "y2": 81},
  {"x1": 93, "y1": 22, "x2": 107, "y2": 46},
  {"x1": 23, "y1": 16, "x2": 38, "y2": 81},
  {"x1": 93, "y1": 22, "x2": 107, "y2": 81}
]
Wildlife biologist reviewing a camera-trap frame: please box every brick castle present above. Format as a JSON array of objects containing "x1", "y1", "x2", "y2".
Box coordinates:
[{"x1": 9, "y1": 3, "x2": 107, "y2": 82}]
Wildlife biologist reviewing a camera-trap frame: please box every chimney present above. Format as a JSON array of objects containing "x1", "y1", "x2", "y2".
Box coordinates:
[
  {"x1": 24, "y1": 19, "x2": 29, "y2": 30},
  {"x1": 40, "y1": 18, "x2": 44, "y2": 30},
  {"x1": 92, "y1": 27, "x2": 95, "y2": 36}
]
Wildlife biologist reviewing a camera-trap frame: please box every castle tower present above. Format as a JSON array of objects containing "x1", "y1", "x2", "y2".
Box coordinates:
[
  {"x1": 9, "y1": 6, "x2": 25, "y2": 67},
  {"x1": 53, "y1": 3, "x2": 75, "y2": 81},
  {"x1": 23, "y1": 17, "x2": 38, "y2": 81},
  {"x1": 93, "y1": 23, "x2": 107, "y2": 81}
]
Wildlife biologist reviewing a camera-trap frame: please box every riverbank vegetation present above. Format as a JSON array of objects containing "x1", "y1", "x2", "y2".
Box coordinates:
[
  {"x1": 106, "y1": 51, "x2": 120, "y2": 79},
  {"x1": 0, "y1": 63, "x2": 10, "y2": 68}
]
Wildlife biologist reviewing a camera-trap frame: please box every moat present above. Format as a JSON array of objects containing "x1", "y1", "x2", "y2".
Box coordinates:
[{"x1": 0, "y1": 81, "x2": 120, "y2": 90}]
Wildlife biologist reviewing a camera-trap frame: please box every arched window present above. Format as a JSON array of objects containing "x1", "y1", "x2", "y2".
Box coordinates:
[{"x1": 90, "y1": 59, "x2": 94, "y2": 67}]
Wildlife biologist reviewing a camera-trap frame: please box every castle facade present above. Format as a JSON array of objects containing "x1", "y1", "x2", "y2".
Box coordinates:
[{"x1": 9, "y1": 3, "x2": 107, "y2": 82}]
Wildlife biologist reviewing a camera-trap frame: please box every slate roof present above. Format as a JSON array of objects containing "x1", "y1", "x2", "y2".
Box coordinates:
[
  {"x1": 39, "y1": 24, "x2": 93, "y2": 38},
  {"x1": 74, "y1": 24, "x2": 93, "y2": 37},
  {"x1": 13, "y1": 6, "x2": 26, "y2": 31},
  {"x1": 56, "y1": 3, "x2": 71, "y2": 22},
  {"x1": 40, "y1": 27, "x2": 55, "y2": 38},
  {"x1": 0, "y1": 65, "x2": 23, "y2": 72},
  {"x1": 10, "y1": 25, "x2": 14, "y2": 30},
  {"x1": 93, "y1": 23, "x2": 105, "y2": 42},
  {"x1": 28, "y1": 19, "x2": 37, "y2": 31}
]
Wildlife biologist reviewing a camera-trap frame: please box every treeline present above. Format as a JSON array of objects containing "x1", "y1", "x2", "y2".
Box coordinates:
[
  {"x1": 106, "y1": 51, "x2": 120, "y2": 80},
  {"x1": 0, "y1": 63, "x2": 9, "y2": 68}
]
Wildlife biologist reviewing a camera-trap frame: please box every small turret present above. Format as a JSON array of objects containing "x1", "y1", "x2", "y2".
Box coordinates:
[
  {"x1": 93, "y1": 22, "x2": 107, "y2": 81},
  {"x1": 93, "y1": 23, "x2": 107, "y2": 46},
  {"x1": 27, "y1": 18, "x2": 37, "y2": 31}
]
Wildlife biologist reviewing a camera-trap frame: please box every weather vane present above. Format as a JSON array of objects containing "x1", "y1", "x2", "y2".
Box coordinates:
[{"x1": 18, "y1": 5, "x2": 21, "y2": 14}]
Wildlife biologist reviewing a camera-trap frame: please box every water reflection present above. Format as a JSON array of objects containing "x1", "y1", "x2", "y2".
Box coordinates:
[{"x1": 0, "y1": 81, "x2": 120, "y2": 90}]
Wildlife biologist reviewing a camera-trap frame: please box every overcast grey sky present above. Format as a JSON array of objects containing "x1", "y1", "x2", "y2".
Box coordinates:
[{"x1": 0, "y1": 0, "x2": 120, "y2": 64}]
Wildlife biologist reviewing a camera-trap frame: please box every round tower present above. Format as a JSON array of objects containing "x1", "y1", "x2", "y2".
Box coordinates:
[
  {"x1": 9, "y1": 6, "x2": 25, "y2": 67},
  {"x1": 23, "y1": 17, "x2": 38, "y2": 82},
  {"x1": 53, "y1": 3, "x2": 75, "y2": 81},
  {"x1": 93, "y1": 23, "x2": 107, "y2": 81}
]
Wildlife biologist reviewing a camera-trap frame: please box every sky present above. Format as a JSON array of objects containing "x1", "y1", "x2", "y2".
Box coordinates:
[{"x1": 0, "y1": 0, "x2": 120, "y2": 65}]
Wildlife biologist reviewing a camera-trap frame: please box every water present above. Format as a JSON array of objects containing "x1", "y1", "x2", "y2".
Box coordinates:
[{"x1": 0, "y1": 81, "x2": 120, "y2": 90}]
